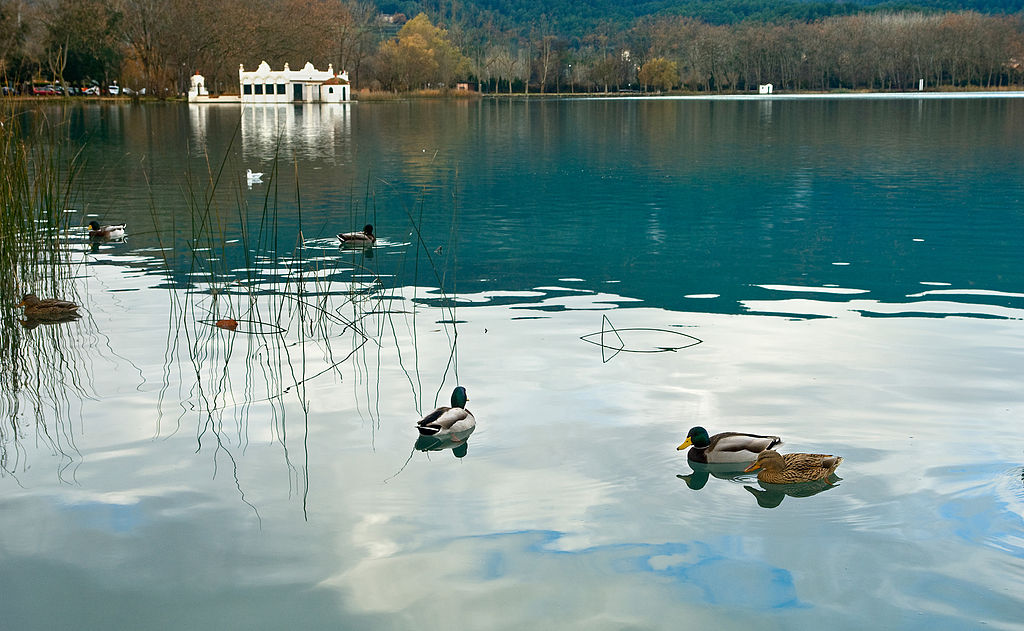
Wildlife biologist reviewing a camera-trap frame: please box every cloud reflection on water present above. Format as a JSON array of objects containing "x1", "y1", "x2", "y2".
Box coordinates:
[{"x1": 6, "y1": 99, "x2": 1024, "y2": 630}]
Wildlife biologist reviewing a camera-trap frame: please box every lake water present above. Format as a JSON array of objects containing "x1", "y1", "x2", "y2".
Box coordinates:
[{"x1": 3, "y1": 96, "x2": 1024, "y2": 630}]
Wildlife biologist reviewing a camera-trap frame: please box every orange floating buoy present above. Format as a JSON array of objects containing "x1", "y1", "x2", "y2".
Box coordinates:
[{"x1": 215, "y1": 318, "x2": 238, "y2": 331}]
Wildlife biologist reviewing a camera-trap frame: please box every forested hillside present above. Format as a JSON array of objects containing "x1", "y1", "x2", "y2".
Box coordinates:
[
  {"x1": 1, "y1": 0, "x2": 1022, "y2": 96},
  {"x1": 383, "y1": 0, "x2": 1024, "y2": 32}
]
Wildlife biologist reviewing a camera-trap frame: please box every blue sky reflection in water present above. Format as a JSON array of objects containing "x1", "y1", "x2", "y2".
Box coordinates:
[{"x1": 1, "y1": 98, "x2": 1023, "y2": 630}]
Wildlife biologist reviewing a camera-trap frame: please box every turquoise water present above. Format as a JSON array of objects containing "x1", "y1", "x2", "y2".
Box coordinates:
[{"x1": 3, "y1": 97, "x2": 1024, "y2": 630}]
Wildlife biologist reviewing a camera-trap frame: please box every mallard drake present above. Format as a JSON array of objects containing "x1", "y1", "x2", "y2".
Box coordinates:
[
  {"x1": 16, "y1": 293, "x2": 81, "y2": 319},
  {"x1": 677, "y1": 426, "x2": 782, "y2": 464},
  {"x1": 88, "y1": 220, "x2": 126, "y2": 239},
  {"x1": 416, "y1": 386, "x2": 475, "y2": 438},
  {"x1": 338, "y1": 224, "x2": 375, "y2": 245},
  {"x1": 743, "y1": 449, "x2": 843, "y2": 484}
]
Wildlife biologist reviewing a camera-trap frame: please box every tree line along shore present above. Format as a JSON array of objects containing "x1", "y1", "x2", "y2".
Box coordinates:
[{"x1": 1, "y1": 0, "x2": 1022, "y2": 97}]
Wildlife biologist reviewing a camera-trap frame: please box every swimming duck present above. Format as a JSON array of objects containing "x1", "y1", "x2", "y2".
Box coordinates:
[
  {"x1": 246, "y1": 169, "x2": 263, "y2": 183},
  {"x1": 88, "y1": 220, "x2": 126, "y2": 239},
  {"x1": 743, "y1": 449, "x2": 843, "y2": 484},
  {"x1": 416, "y1": 386, "x2": 475, "y2": 438},
  {"x1": 677, "y1": 426, "x2": 782, "y2": 464},
  {"x1": 338, "y1": 224, "x2": 375, "y2": 245},
  {"x1": 16, "y1": 293, "x2": 81, "y2": 319}
]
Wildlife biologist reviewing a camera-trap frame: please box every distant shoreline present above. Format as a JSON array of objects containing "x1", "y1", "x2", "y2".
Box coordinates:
[
  {"x1": 480, "y1": 90, "x2": 1024, "y2": 100},
  {"x1": 567, "y1": 91, "x2": 1024, "y2": 100},
  {"x1": 6, "y1": 90, "x2": 1024, "y2": 104}
]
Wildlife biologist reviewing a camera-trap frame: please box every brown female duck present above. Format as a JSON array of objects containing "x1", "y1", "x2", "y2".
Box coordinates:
[
  {"x1": 16, "y1": 293, "x2": 81, "y2": 319},
  {"x1": 743, "y1": 449, "x2": 843, "y2": 484}
]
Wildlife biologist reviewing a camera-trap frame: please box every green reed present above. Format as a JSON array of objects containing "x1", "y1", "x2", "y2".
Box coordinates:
[
  {"x1": 0, "y1": 105, "x2": 86, "y2": 476},
  {"x1": 154, "y1": 127, "x2": 389, "y2": 519},
  {"x1": 148, "y1": 115, "x2": 466, "y2": 512}
]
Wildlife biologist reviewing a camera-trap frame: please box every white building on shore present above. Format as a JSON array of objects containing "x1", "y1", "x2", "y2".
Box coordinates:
[{"x1": 238, "y1": 61, "x2": 351, "y2": 103}]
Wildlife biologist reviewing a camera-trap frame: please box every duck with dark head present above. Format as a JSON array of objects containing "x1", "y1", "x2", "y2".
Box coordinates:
[
  {"x1": 416, "y1": 386, "x2": 475, "y2": 438},
  {"x1": 88, "y1": 221, "x2": 126, "y2": 240},
  {"x1": 338, "y1": 224, "x2": 375, "y2": 246},
  {"x1": 677, "y1": 425, "x2": 782, "y2": 466}
]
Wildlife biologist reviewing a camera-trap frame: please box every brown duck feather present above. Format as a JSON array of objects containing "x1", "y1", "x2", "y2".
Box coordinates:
[
  {"x1": 744, "y1": 450, "x2": 843, "y2": 484},
  {"x1": 16, "y1": 293, "x2": 80, "y2": 317}
]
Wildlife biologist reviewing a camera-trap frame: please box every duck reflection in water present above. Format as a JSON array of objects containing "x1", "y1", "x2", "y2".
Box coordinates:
[
  {"x1": 677, "y1": 462, "x2": 752, "y2": 490},
  {"x1": 744, "y1": 478, "x2": 840, "y2": 508},
  {"x1": 678, "y1": 454, "x2": 842, "y2": 508},
  {"x1": 414, "y1": 427, "x2": 475, "y2": 459},
  {"x1": 339, "y1": 241, "x2": 374, "y2": 259},
  {"x1": 678, "y1": 464, "x2": 841, "y2": 507},
  {"x1": 19, "y1": 312, "x2": 82, "y2": 330},
  {"x1": 338, "y1": 241, "x2": 373, "y2": 260}
]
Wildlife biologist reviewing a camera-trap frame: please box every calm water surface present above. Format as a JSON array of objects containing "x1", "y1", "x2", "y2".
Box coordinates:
[{"x1": 3, "y1": 97, "x2": 1024, "y2": 630}]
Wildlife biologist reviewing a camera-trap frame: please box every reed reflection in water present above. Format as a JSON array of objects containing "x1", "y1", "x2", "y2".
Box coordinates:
[
  {"x1": 4, "y1": 99, "x2": 1023, "y2": 630},
  {"x1": 146, "y1": 134, "x2": 471, "y2": 516},
  {"x1": 0, "y1": 107, "x2": 98, "y2": 480}
]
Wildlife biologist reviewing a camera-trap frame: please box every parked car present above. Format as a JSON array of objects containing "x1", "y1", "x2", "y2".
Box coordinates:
[
  {"x1": 84, "y1": 86, "x2": 100, "y2": 95},
  {"x1": 31, "y1": 85, "x2": 58, "y2": 95},
  {"x1": 0, "y1": 86, "x2": 15, "y2": 96},
  {"x1": 107, "y1": 85, "x2": 120, "y2": 95}
]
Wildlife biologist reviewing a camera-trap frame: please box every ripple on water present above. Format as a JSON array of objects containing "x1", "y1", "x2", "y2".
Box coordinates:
[{"x1": 928, "y1": 463, "x2": 1024, "y2": 558}]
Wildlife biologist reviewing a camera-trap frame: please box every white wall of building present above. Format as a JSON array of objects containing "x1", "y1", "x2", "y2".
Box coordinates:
[{"x1": 239, "y1": 61, "x2": 351, "y2": 103}]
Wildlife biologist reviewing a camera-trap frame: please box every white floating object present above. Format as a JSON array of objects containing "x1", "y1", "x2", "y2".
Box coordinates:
[
  {"x1": 757, "y1": 284, "x2": 869, "y2": 295},
  {"x1": 246, "y1": 169, "x2": 264, "y2": 183}
]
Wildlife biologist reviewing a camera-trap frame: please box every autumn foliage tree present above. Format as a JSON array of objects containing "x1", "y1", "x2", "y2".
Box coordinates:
[
  {"x1": 371, "y1": 13, "x2": 470, "y2": 91},
  {"x1": 638, "y1": 57, "x2": 678, "y2": 91},
  {"x1": 1, "y1": 1, "x2": 1023, "y2": 96}
]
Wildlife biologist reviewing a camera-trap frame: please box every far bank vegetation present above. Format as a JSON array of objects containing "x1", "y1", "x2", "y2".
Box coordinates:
[{"x1": 0, "y1": 0, "x2": 1022, "y2": 96}]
